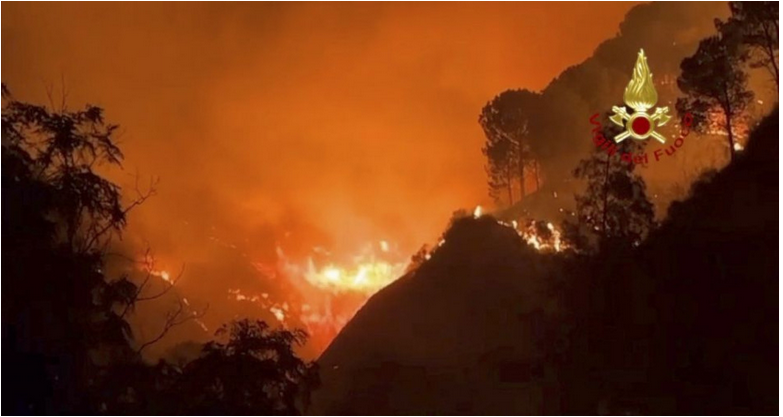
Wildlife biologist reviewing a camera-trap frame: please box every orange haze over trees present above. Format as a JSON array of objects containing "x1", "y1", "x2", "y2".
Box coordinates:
[
  {"x1": 2, "y1": 2, "x2": 638, "y2": 357},
  {"x1": 2, "y1": 1, "x2": 779, "y2": 414}
]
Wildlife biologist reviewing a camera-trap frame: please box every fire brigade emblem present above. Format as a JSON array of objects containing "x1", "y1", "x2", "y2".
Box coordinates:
[{"x1": 609, "y1": 49, "x2": 671, "y2": 143}]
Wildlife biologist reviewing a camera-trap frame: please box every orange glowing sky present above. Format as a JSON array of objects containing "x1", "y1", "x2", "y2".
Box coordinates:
[
  {"x1": 2, "y1": 2, "x2": 636, "y2": 253},
  {"x1": 2, "y1": 2, "x2": 639, "y2": 355}
]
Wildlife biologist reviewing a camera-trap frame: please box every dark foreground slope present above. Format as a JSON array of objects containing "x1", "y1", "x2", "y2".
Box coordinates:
[
  {"x1": 310, "y1": 109, "x2": 778, "y2": 415},
  {"x1": 312, "y1": 218, "x2": 571, "y2": 415},
  {"x1": 630, "y1": 108, "x2": 779, "y2": 414}
]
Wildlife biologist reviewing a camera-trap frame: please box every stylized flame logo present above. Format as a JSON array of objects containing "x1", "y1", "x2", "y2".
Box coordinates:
[
  {"x1": 623, "y1": 49, "x2": 658, "y2": 112},
  {"x1": 609, "y1": 49, "x2": 670, "y2": 143}
]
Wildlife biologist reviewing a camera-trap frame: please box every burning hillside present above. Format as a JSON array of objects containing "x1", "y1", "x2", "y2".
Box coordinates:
[
  {"x1": 259, "y1": 241, "x2": 410, "y2": 352},
  {"x1": 214, "y1": 211, "x2": 568, "y2": 355}
]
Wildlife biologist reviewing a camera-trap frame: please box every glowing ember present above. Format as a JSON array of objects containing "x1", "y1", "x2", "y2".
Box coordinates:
[
  {"x1": 473, "y1": 205, "x2": 483, "y2": 218},
  {"x1": 496, "y1": 217, "x2": 567, "y2": 252},
  {"x1": 228, "y1": 288, "x2": 261, "y2": 303},
  {"x1": 228, "y1": 288, "x2": 289, "y2": 324},
  {"x1": 704, "y1": 107, "x2": 750, "y2": 145},
  {"x1": 150, "y1": 269, "x2": 172, "y2": 283},
  {"x1": 270, "y1": 306, "x2": 286, "y2": 322}
]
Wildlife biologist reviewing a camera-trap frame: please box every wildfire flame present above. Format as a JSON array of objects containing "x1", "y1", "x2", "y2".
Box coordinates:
[
  {"x1": 496, "y1": 217, "x2": 567, "y2": 252},
  {"x1": 278, "y1": 243, "x2": 408, "y2": 295},
  {"x1": 520, "y1": 221, "x2": 566, "y2": 252},
  {"x1": 624, "y1": 49, "x2": 659, "y2": 112},
  {"x1": 244, "y1": 242, "x2": 408, "y2": 353},
  {"x1": 131, "y1": 211, "x2": 567, "y2": 359},
  {"x1": 222, "y1": 211, "x2": 568, "y2": 355},
  {"x1": 705, "y1": 107, "x2": 750, "y2": 150}
]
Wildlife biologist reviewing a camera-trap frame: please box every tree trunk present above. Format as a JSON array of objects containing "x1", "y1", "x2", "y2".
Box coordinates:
[
  {"x1": 505, "y1": 165, "x2": 515, "y2": 206},
  {"x1": 518, "y1": 152, "x2": 526, "y2": 200},
  {"x1": 723, "y1": 87, "x2": 736, "y2": 162},
  {"x1": 766, "y1": 44, "x2": 779, "y2": 87},
  {"x1": 507, "y1": 179, "x2": 514, "y2": 207},
  {"x1": 762, "y1": 22, "x2": 779, "y2": 87},
  {"x1": 534, "y1": 161, "x2": 541, "y2": 191},
  {"x1": 726, "y1": 112, "x2": 736, "y2": 162}
]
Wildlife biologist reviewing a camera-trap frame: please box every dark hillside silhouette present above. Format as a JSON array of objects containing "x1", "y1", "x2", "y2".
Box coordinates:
[
  {"x1": 311, "y1": 108, "x2": 778, "y2": 415},
  {"x1": 632, "y1": 106, "x2": 778, "y2": 413},
  {"x1": 312, "y1": 216, "x2": 572, "y2": 414}
]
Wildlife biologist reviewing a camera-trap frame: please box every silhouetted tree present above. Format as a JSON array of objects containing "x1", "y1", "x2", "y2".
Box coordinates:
[
  {"x1": 718, "y1": 1, "x2": 779, "y2": 87},
  {"x1": 405, "y1": 244, "x2": 431, "y2": 274},
  {"x1": 479, "y1": 89, "x2": 542, "y2": 206},
  {"x1": 677, "y1": 34, "x2": 753, "y2": 162},
  {"x1": 2, "y1": 86, "x2": 143, "y2": 413},
  {"x1": 172, "y1": 319, "x2": 319, "y2": 415},
  {"x1": 3, "y1": 86, "x2": 320, "y2": 415},
  {"x1": 482, "y1": 135, "x2": 516, "y2": 205},
  {"x1": 565, "y1": 123, "x2": 654, "y2": 251}
]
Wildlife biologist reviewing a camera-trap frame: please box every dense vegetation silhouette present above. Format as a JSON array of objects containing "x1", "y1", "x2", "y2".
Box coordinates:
[{"x1": 1, "y1": 87, "x2": 317, "y2": 415}]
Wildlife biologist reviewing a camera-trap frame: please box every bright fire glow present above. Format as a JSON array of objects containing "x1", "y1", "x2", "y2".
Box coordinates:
[
  {"x1": 237, "y1": 242, "x2": 411, "y2": 353},
  {"x1": 280, "y1": 244, "x2": 408, "y2": 295},
  {"x1": 225, "y1": 214, "x2": 567, "y2": 356}
]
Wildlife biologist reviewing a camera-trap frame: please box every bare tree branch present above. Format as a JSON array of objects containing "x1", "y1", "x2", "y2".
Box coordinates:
[
  {"x1": 118, "y1": 247, "x2": 153, "y2": 319},
  {"x1": 121, "y1": 174, "x2": 159, "y2": 216},
  {"x1": 59, "y1": 72, "x2": 69, "y2": 112},
  {"x1": 137, "y1": 264, "x2": 185, "y2": 302},
  {"x1": 42, "y1": 80, "x2": 56, "y2": 110},
  {"x1": 136, "y1": 301, "x2": 209, "y2": 355},
  {"x1": 82, "y1": 174, "x2": 158, "y2": 254}
]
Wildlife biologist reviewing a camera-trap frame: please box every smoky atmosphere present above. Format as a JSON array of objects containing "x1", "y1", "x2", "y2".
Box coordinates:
[{"x1": 2, "y1": 2, "x2": 779, "y2": 416}]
